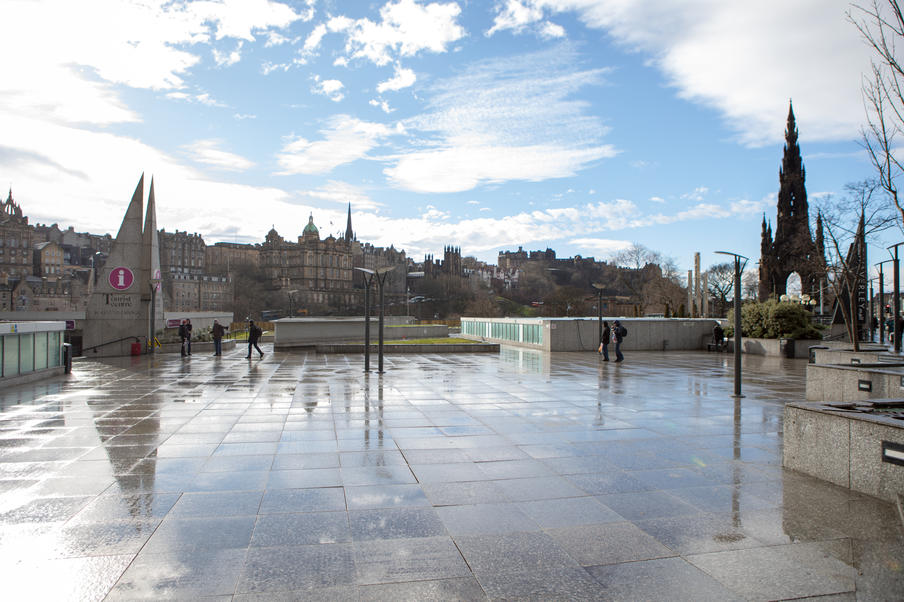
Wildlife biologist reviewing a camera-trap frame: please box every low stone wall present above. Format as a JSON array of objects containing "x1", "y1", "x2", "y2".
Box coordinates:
[
  {"x1": 316, "y1": 343, "x2": 499, "y2": 354},
  {"x1": 784, "y1": 401, "x2": 904, "y2": 503},
  {"x1": 805, "y1": 347, "x2": 904, "y2": 401},
  {"x1": 806, "y1": 363, "x2": 904, "y2": 402},
  {"x1": 274, "y1": 317, "x2": 447, "y2": 348},
  {"x1": 810, "y1": 347, "x2": 897, "y2": 366},
  {"x1": 737, "y1": 338, "x2": 824, "y2": 358}
]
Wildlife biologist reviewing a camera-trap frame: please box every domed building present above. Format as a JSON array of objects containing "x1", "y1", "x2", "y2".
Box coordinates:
[{"x1": 259, "y1": 205, "x2": 407, "y2": 314}]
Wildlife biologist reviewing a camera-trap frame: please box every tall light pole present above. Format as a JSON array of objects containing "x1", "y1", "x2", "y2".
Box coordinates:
[
  {"x1": 592, "y1": 283, "x2": 605, "y2": 349},
  {"x1": 374, "y1": 266, "x2": 394, "y2": 373},
  {"x1": 877, "y1": 259, "x2": 893, "y2": 344},
  {"x1": 888, "y1": 243, "x2": 904, "y2": 353},
  {"x1": 715, "y1": 251, "x2": 748, "y2": 397},
  {"x1": 355, "y1": 268, "x2": 376, "y2": 372}
]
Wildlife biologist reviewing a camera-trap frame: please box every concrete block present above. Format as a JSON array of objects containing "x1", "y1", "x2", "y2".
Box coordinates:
[
  {"x1": 783, "y1": 405, "x2": 850, "y2": 488},
  {"x1": 849, "y1": 420, "x2": 904, "y2": 502}
]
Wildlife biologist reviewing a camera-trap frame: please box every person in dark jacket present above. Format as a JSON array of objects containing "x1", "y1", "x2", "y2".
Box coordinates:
[
  {"x1": 613, "y1": 319, "x2": 625, "y2": 362},
  {"x1": 599, "y1": 320, "x2": 610, "y2": 361},
  {"x1": 178, "y1": 319, "x2": 192, "y2": 356},
  {"x1": 212, "y1": 320, "x2": 227, "y2": 356},
  {"x1": 246, "y1": 319, "x2": 264, "y2": 359},
  {"x1": 713, "y1": 323, "x2": 724, "y2": 346}
]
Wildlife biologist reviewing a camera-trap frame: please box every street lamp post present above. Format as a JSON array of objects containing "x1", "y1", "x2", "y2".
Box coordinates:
[
  {"x1": 888, "y1": 243, "x2": 904, "y2": 353},
  {"x1": 715, "y1": 251, "x2": 748, "y2": 397},
  {"x1": 355, "y1": 268, "x2": 376, "y2": 372},
  {"x1": 877, "y1": 259, "x2": 894, "y2": 345},
  {"x1": 592, "y1": 283, "x2": 605, "y2": 350},
  {"x1": 374, "y1": 266, "x2": 395, "y2": 373}
]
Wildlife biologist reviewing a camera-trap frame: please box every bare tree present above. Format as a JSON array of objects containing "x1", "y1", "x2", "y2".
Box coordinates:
[
  {"x1": 850, "y1": 1, "x2": 904, "y2": 229},
  {"x1": 818, "y1": 179, "x2": 898, "y2": 349},
  {"x1": 705, "y1": 262, "x2": 735, "y2": 316},
  {"x1": 611, "y1": 243, "x2": 665, "y2": 313}
]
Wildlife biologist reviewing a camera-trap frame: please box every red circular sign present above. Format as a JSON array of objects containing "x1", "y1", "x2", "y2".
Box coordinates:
[{"x1": 109, "y1": 266, "x2": 134, "y2": 290}]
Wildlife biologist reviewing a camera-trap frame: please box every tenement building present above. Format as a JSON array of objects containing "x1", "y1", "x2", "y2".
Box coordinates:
[
  {"x1": 260, "y1": 207, "x2": 407, "y2": 314},
  {"x1": 158, "y1": 230, "x2": 232, "y2": 313}
]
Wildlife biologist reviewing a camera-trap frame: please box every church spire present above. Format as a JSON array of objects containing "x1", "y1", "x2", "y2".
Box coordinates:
[{"x1": 344, "y1": 203, "x2": 353, "y2": 242}]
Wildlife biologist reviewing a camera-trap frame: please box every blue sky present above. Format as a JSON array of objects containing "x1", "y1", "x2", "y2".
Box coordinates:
[{"x1": 0, "y1": 0, "x2": 887, "y2": 274}]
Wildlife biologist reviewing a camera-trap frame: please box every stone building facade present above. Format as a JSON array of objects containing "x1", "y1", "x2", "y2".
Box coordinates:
[
  {"x1": 0, "y1": 190, "x2": 34, "y2": 280},
  {"x1": 158, "y1": 230, "x2": 232, "y2": 313},
  {"x1": 206, "y1": 242, "x2": 260, "y2": 275},
  {"x1": 259, "y1": 210, "x2": 408, "y2": 314}
]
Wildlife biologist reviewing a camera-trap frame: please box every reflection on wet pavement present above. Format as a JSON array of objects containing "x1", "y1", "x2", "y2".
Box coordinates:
[{"x1": 0, "y1": 346, "x2": 901, "y2": 599}]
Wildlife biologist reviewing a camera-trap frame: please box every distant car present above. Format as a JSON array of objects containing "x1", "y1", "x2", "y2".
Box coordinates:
[{"x1": 409, "y1": 296, "x2": 426, "y2": 302}]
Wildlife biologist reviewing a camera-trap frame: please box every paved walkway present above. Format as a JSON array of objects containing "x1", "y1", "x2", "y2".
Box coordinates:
[{"x1": 0, "y1": 346, "x2": 901, "y2": 600}]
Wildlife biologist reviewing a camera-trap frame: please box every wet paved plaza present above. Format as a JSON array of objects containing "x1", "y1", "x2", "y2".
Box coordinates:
[{"x1": 0, "y1": 346, "x2": 902, "y2": 600}]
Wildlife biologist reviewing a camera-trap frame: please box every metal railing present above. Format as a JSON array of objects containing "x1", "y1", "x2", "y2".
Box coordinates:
[{"x1": 81, "y1": 336, "x2": 140, "y2": 354}]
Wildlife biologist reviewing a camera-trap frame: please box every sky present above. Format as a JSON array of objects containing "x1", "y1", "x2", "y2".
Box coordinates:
[{"x1": 0, "y1": 0, "x2": 891, "y2": 276}]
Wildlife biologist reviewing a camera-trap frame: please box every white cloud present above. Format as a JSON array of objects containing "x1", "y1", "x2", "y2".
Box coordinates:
[
  {"x1": 262, "y1": 61, "x2": 292, "y2": 75},
  {"x1": 165, "y1": 91, "x2": 226, "y2": 107},
  {"x1": 333, "y1": 0, "x2": 465, "y2": 66},
  {"x1": 385, "y1": 44, "x2": 615, "y2": 192},
  {"x1": 487, "y1": 0, "x2": 870, "y2": 145},
  {"x1": 299, "y1": 23, "x2": 329, "y2": 63},
  {"x1": 539, "y1": 21, "x2": 566, "y2": 38},
  {"x1": 377, "y1": 64, "x2": 417, "y2": 93},
  {"x1": 731, "y1": 197, "x2": 769, "y2": 215},
  {"x1": 213, "y1": 42, "x2": 244, "y2": 67},
  {"x1": 312, "y1": 77, "x2": 345, "y2": 102},
  {"x1": 422, "y1": 205, "x2": 450, "y2": 220},
  {"x1": 275, "y1": 115, "x2": 394, "y2": 175},
  {"x1": 570, "y1": 238, "x2": 632, "y2": 255},
  {"x1": 649, "y1": 196, "x2": 665, "y2": 203},
  {"x1": 183, "y1": 139, "x2": 254, "y2": 171},
  {"x1": 0, "y1": 0, "x2": 306, "y2": 126},
  {"x1": 487, "y1": 0, "x2": 545, "y2": 36},
  {"x1": 369, "y1": 99, "x2": 394, "y2": 113},
  {"x1": 0, "y1": 111, "x2": 294, "y2": 243},
  {"x1": 681, "y1": 187, "x2": 709, "y2": 202},
  {"x1": 299, "y1": 180, "x2": 383, "y2": 211},
  {"x1": 386, "y1": 144, "x2": 613, "y2": 193}
]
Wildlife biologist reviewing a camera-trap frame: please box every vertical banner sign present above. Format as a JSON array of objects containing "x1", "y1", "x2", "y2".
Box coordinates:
[{"x1": 109, "y1": 267, "x2": 134, "y2": 291}]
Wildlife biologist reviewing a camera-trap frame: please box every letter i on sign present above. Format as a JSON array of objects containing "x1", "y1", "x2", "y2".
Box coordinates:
[{"x1": 117, "y1": 270, "x2": 125, "y2": 287}]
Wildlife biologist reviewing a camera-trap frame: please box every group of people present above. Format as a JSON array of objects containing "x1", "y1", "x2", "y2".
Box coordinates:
[
  {"x1": 598, "y1": 319, "x2": 626, "y2": 362},
  {"x1": 177, "y1": 318, "x2": 264, "y2": 359}
]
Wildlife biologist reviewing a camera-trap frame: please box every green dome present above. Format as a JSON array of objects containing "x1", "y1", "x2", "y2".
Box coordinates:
[{"x1": 303, "y1": 213, "x2": 318, "y2": 235}]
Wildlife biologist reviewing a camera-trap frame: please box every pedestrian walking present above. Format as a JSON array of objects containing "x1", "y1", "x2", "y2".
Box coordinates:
[
  {"x1": 212, "y1": 320, "x2": 227, "y2": 356},
  {"x1": 178, "y1": 319, "x2": 193, "y2": 356},
  {"x1": 613, "y1": 319, "x2": 626, "y2": 362},
  {"x1": 599, "y1": 320, "x2": 610, "y2": 361},
  {"x1": 246, "y1": 319, "x2": 264, "y2": 359},
  {"x1": 184, "y1": 319, "x2": 193, "y2": 355}
]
